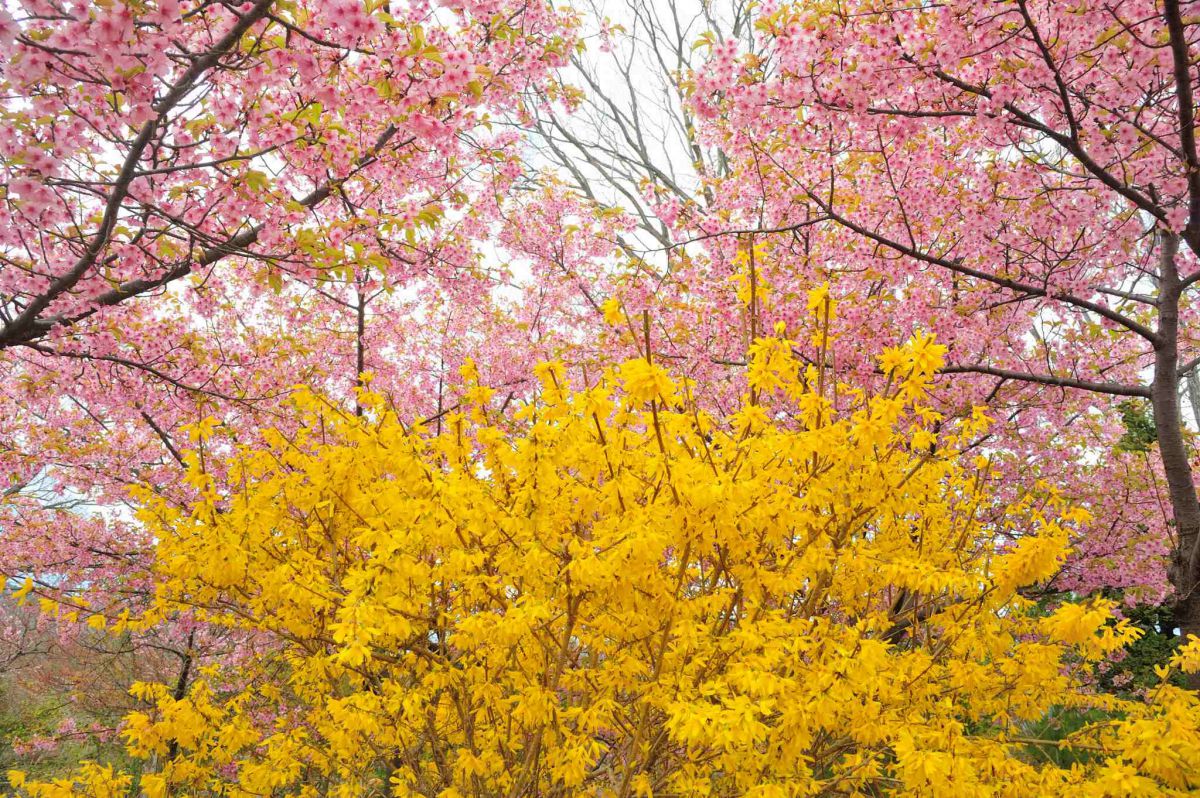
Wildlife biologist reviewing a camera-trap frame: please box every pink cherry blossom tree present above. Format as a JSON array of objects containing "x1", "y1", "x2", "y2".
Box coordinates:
[
  {"x1": 0, "y1": 0, "x2": 579, "y2": 754},
  {"x1": 683, "y1": 0, "x2": 1200, "y2": 653}
]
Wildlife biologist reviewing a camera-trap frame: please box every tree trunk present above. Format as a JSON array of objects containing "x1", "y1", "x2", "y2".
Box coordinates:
[{"x1": 1151, "y1": 233, "x2": 1200, "y2": 686}]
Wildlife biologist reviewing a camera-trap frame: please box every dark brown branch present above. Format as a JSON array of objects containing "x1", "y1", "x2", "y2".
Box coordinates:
[
  {"x1": 923, "y1": 65, "x2": 1164, "y2": 222},
  {"x1": 14, "y1": 342, "x2": 265, "y2": 402},
  {"x1": 138, "y1": 411, "x2": 186, "y2": 467},
  {"x1": 794, "y1": 184, "x2": 1161, "y2": 344},
  {"x1": 0, "y1": 0, "x2": 277, "y2": 348},
  {"x1": 1015, "y1": 0, "x2": 1079, "y2": 139},
  {"x1": 939, "y1": 364, "x2": 1149, "y2": 398},
  {"x1": 1164, "y1": 0, "x2": 1200, "y2": 242},
  {"x1": 3, "y1": 124, "x2": 406, "y2": 347}
]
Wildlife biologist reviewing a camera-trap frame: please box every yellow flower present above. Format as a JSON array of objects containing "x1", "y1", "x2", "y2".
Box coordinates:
[
  {"x1": 533, "y1": 360, "x2": 565, "y2": 388},
  {"x1": 601, "y1": 297, "x2": 624, "y2": 326},
  {"x1": 806, "y1": 282, "x2": 835, "y2": 315},
  {"x1": 13, "y1": 341, "x2": 1200, "y2": 798},
  {"x1": 1170, "y1": 634, "x2": 1200, "y2": 673},
  {"x1": 619, "y1": 358, "x2": 677, "y2": 403}
]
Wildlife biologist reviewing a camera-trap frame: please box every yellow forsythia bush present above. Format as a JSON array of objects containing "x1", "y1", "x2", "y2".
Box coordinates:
[{"x1": 12, "y1": 326, "x2": 1200, "y2": 797}]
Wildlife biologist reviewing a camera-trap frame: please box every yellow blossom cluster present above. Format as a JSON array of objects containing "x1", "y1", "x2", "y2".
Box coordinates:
[{"x1": 10, "y1": 317, "x2": 1200, "y2": 797}]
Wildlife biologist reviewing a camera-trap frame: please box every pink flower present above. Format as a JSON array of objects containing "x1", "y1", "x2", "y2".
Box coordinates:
[
  {"x1": 1166, "y1": 205, "x2": 1190, "y2": 234},
  {"x1": 0, "y1": 9, "x2": 16, "y2": 49}
]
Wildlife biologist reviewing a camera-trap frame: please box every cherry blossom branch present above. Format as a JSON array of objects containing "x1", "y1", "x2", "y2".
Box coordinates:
[
  {"x1": 938, "y1": 364, "x2": 1148, "y2": 398},
  {"x1": 795, "y1": 184, "x2": 1161, "y2": 344},
  {"x1": 921, "y1": 65, "x2": 1165, "y2": 223},
  {"x1": 2, "y1": 124, "x2": 409, "y2": 347},
  {"x1": 1177, "y1": 354, "x2": 1200, "y2": 378},
  {"x1": 0, "y1": 0, "x2": 278, "y2": 349},
  {"x1": 1015, "y1": 0, "x2": 1079, "y2": 139},
  {"x1": 13, "y1": 342, "x2": 282, "y2": 403},
  {"x1": 1165, "y1": 0, "x2": 1200, "y2": 240},
  {"x1": 653, "y1": 217, "x2": 832, "y2": 251},
  {"x1": 138, "y1": 411, "x2": 186, "y2": 468}
]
